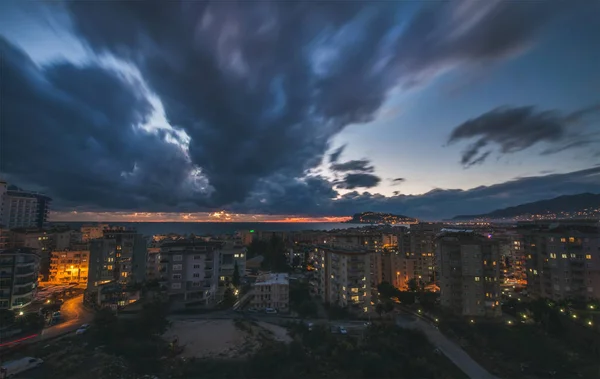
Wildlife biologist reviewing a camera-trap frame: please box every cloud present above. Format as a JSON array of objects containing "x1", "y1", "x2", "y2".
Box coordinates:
[
  {"x1": 448, "y1": 104, "x2": 600, "y2": 167},
  {"x1": 329, "y1": 145, "x2": 346, "y2": 163},
  {"x1": 4, "y1": 1, "x2": 597, "y2": 216},
  {"x1": 331, "y1": 159, "x2": 374, "y2": 173},
  {"x1": 0, "y1": 37, "x2": 211, "y2": 211},
  {"x1": 58, "y1": 0, "x2": 582, "y2": 208},
  {"x1": 335, "y1": 173, "x2": 381, "y2": 190},
  {"x1": 391, "y1": 178, "x2": 406, "y2": 185}
]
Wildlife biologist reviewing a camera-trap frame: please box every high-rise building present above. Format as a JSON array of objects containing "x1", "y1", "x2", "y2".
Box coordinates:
[
  {"x1": 312, "y1": 245, "x2": 373, "y2": 313},
  {"x1": 0, "y1": 248, "x2": 40, "y2": 310},
  {"x1": 395, "y1": 223, "x2": 443, "y2": 289},
  {"x1": 437, "y1": 231, "x2": 501, "y2": 317},
  {"x1": 81, "y1": 224, "x2": 109, "y2": 242},
  {"x1": 87, "y1": 227, "x2": 146, "y2": 289},
  {"x1": 0, "y1": 181, "x2": 51, "y2": 229},
  {"x1": 520, "y1": 222, "x2": 600, "y2": 301},
  {"x1": 158, "y1": 239, "x2": 221, "y2": 305}
]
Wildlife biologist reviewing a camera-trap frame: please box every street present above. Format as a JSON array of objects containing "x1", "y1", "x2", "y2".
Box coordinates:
[
  {"x1": 396, "y1": 314, "x2": 499, "y2": 379},
  {"x1": 39, "y1": 294, "x2": 93, "y2": 341}
]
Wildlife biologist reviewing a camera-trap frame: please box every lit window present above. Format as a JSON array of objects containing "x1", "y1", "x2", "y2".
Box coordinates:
[
  {"x1": 474, "y1": 277, "x2": 480, "y2": 282},
  {"x1": 234, "y1": 254, "x2": 239, "y2": 258},
  {"x1": 121, "y1": 272, "x2": 128, "y2": 278},
  {"x1": 561, "y1": 254, "x2": 568, "y2": 259},
  {"x1": 351, "y1": 296, "x2": 359, "y2": 302},
  {"x1": 560, "y1": 238, "x2": 566, "y2": 243},
  {"x1": 569, "y1": 237, "x2": 575, "y2": 243},
  {"x1": 240, "y1": 253, "x2": 244, "y2": 258},
  {"x1": 351, "y1": 288, "x2": 358, "y2": 293},
  {"x1": 107, "y1": 265, "x2": 113, "y2": 270},
  {"x1": 220, "y1": 276, "x2": 226, "y2": 281},
  {"x1": 586, "y1": 255, "x2": 592, "y2": 260},
  {"x1": 550, "y1": 253, "x2": 557, "y2": 259}
]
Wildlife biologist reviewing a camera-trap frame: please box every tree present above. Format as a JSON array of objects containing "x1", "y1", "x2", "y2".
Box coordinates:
[
  {"x1": 376, "y1": 303, "x2": 384, "y2": 319},
  {"x1": 377, "y1": 281, "x2": 399, "y2": 299},
  {"x1": 232, "y1": 261, "x2": 241, "y2": 287},
  {"x1": 0, "y1": 309, "x2": 15, "y2": 326},
  {"x1": 407, "y1": 278, "x2": 419, "y2": 292},
  {"x1": 223, "y1": 287, "x2": 237, "y2": 308}
]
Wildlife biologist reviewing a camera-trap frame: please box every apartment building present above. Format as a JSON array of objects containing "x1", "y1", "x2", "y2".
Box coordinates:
[
  {"x1": 218, "y1": 241, "x2": 246, "y2": 286},
  {"x1": 437, "y1": 231, "x2": 501, "y2": 318},
  {"x1": 87, "y1": 227, "x2": 146, "y2": 289},
  {"x1": 146, "y1": 242, "x2": 161, "y2": 281},
  {"x1": 312, "y1": 245, "x2": 373, "y2": 313},
  {"x1": 49, "y1": 245, "x2": 89, "y2": 284},
  {"x1": 0, "y1": 248, "x2": 40, "y2": 310},
  {"x1": 250, "y1": 273, "x2": 289, "y2": 311},
  {"x1": 81, "y1": 224, "x2": 109, "y2": 242},
  {"x1": 0, "y1": 181, "x2": 51, "y2": 229},
  {"x1": 521, "y1": 222, "x2": 600, "y2": 301},
  {"x1": 394, "y1": 223, "x2": 442, "y2": 289},
  {"x1": 158, "y1": 240, "x2": 221, "y2": 304}
]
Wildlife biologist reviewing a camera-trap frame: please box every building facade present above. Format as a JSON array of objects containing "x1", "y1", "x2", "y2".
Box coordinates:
[
  {"x1": 158, "y1": 240, "x2": 221, "y2": 304},
  {"x1": 81, "y1": 224, "x2": 109, "y2": 242},
  {"x1": 250, "y1": 272, "x2": 289, "y2": 311},
  {"x1": 312, "y1": 245, "x2": 373, "y2": 313},
  {"x1": 0, "y1": 248, "x2": 40, "y2": 310},
  {"x1": 437, "y1": 232, "x2": 501, "y2": 317},
  {"x1": 87, "y1": 228, "x2": 146, "y2": 290},
  {"x1": 49, "y1": 246, "x2": 89, "y2": 284},
  {"x1": 0, "y1": 181, "x2": 51, "y2": 229},
  {"x1": 521, "y1": 222, "x2": 600, "y2": 301}
]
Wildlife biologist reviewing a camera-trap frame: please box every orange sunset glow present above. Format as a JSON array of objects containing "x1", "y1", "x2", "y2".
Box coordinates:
[{"x1": 50, "y1": 211, "x2": 351, "y2": 223}]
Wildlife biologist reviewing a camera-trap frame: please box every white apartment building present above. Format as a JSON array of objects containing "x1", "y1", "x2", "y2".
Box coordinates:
[
  {"x1": 312, "y1": 245, "x2": 373, "y2": 313},
  {"x1": 0, "y1": 181, "x2": 51, "y2": 229},
  {"x1": 250, "y1": 272, "x2": 289, "y2": 311},
  {"x1": 0, "y1": 248, "x2": 40, "y2": 310}
]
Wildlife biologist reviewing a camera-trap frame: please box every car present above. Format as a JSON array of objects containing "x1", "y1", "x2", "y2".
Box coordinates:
[
  {"x1": 338, "y1": 326, "x2": 347, "y2": 335},
  {"x1": 76, "y1": 324, "x2": 90, "y2": 335},
  {"x1": 0, "y1": 357, "x2": 43, "y2": 378},
  {"x1": 265, "y1": 308, "x2": 277, "y2": 314},
  {"x1": 363, "y1": 321, "x2": 372, "y2": 327},
  {"x1": 247, "y1": 307, "x2": 258, "y2": 313}
]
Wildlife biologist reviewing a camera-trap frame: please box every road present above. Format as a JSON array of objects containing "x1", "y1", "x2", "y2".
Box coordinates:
[
  {"x1": 39, "y1": 294, "x2": 93, "y2": 341},
  {"x1": 396, "y1": 314, "x2": 499, "y2": 379}
]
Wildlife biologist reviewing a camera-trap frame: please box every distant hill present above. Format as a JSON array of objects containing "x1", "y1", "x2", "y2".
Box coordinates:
[
  {"x1": 345, "y1": 211, "x2": 417, "y2": 224},
  {"x1": 453, "y1": 193, "x2": 600, "y2": 220}
]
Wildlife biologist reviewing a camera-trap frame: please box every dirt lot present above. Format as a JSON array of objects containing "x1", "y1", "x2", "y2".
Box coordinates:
[{"x1": 163, "y1": 319, "x2": 291, "y2": 359}]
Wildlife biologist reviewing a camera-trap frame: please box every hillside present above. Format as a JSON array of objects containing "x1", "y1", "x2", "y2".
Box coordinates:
[
  {"x1": 345, "y1": 211, "x2": 417, "y2": 224},
  {"x1": 453, "y1": 193, "x2": 600, "y2": 220}
]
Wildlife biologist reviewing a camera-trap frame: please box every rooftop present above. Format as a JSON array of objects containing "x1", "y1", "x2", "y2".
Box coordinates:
[{"x1": 255, "y1": 272, "x2": 289, "y2": 286}]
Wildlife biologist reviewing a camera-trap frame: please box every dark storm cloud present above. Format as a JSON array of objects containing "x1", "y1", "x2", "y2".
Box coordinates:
[
  {"x1": 328, "y1": 145, "x2": 346, "y2": 163},
  {"x1": 331, "y1": 159, "x2": 374, "y2": 173},
  {"x1": 0, "y1": 37, "x2": 207, "y2": 210},
  {"x1": 448, "y1": 105, "x2": 600, "y2": 167},
  {"x1": 335, "y1": 173, "x2": 381, "y2": 190},
  {"x1": 59, "y1": 0, "x2": 580, "y2": 208}
]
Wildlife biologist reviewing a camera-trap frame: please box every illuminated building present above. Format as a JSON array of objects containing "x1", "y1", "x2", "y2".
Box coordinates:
[
  {"x1": 437, "y1": 231, "x2": 501, "y2": 317},
  {"x1": 312, "y1": 245, "x2": 374, "y2": 313},
  {"x1": 0, "y1": 181, "x2": 51, "y2": 229},
  {"x1": 49, "y1": 246, "x2": 89, "y2": 284},
  {"x1": 218, "y1": 241, "x2": 246, "y2": 287},
  {"x1": 521, "y1": 222, "x2": 600, "y2": 301},
  {"x1": 87, "y1": 227, "x2": 146, "y2": 289},
  {"x1": 250, "y1": 272, "x2": 289, "y2": 311},
  {"x1": 0, "y1": 248, "x2": 40, "y2": 310}
]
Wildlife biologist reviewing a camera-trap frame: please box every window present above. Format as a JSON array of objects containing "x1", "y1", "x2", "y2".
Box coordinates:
[
  {"x1": 561, "y1": 254, "x2": 568, "y2": 259},
  {"x1": 172, "y1": 274, "x2": 182, "y2": 280},
  {"x1": 351, "y1": 288, "x2": 358, "y2": 293},
  {"x1": 173, "y1": 255, "x2": 183, "y2": 261},
  {"x1": 561, "y1": 238, "x2": 566, "y2": 243},
  {"x1": 351, "y1": 296, "x2": 359, "y2": 302},
  {"x1": 171, "y1": 283, "x2": 181, "y2": 289},
  {"x1": 192, "y1": 281, "x2": 201, "y2": 287},
  {"x1": 107, "y1": 265, "x2": 113, "y2": 270},
  {"x1": 173, "y1": 264, "x2": 182, "y2": 271},
  {"x1": 240, "y1": 253, "x2": 244, "y2": 258},
  {"x1": 193, "y1": 264, "x2": 200, "y2": 269},
  {"x1": 586, "y1": 255, "x2": 592, "y2": 260},
  {"x1": 121, "y1": 272, "x2": 128, "y2": 278},
  {"x1": 220, "y1": 276, "x2": 226, "y2": 281},
  {"x1": 474, "y1": 277, "x2": 480, "y2": 282},
  {"x1": 569, "y1": 237, "x2": 575, "y2": 243},
  {"x1": 550, "y1": 253, "x2": 557, "y2": 259},
  {"x1": 193, "y1": 255, "x2": 201, "y2": 260},
  {"x1": 193, "y1": 273, "x2": 200, "y2": 278},
  {"x1": 234, "y1": 254, "x2": 239, "y2": 258}
]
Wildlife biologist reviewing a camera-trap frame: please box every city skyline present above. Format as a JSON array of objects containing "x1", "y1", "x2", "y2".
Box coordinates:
[{"x1": 2, "y1": 1, "x2": 600, "y2": 222}]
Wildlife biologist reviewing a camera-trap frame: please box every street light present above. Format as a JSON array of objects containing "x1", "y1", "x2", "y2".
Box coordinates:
[{"x1": 18, "y1": 311, "x2": 24, "y2": 316}]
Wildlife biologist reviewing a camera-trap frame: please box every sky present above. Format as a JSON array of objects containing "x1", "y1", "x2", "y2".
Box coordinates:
[{"x1": 1, "y1": 0, "x2": 599, "y2": 222}]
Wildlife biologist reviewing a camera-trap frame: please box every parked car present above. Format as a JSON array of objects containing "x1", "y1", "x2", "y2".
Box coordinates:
[
  {"x1": 338, "y1": 326, "x2": 347, "y2": 335},
  {"x1": 0, "y1": 357, "x2": 43, "y2": 378},
  {"x1": 265, "y1": 308, "x2": 278, "y2": 314},
  {"x1": 76, "y1": 324, "x2": 90, "y2": 335}
]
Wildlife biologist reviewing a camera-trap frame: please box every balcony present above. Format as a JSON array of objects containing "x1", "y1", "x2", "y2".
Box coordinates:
[
  {"x1": 15, "y1": 267, "x2": 35, "y2": 276},
  {"x1": 205, "y1": 266, "x2": 213, "y2": 271}
]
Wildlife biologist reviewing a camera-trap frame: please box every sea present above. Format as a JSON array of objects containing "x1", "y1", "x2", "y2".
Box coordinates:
[{"x1": 51, "y1": 222, "x2": 359, "y2": 236}]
